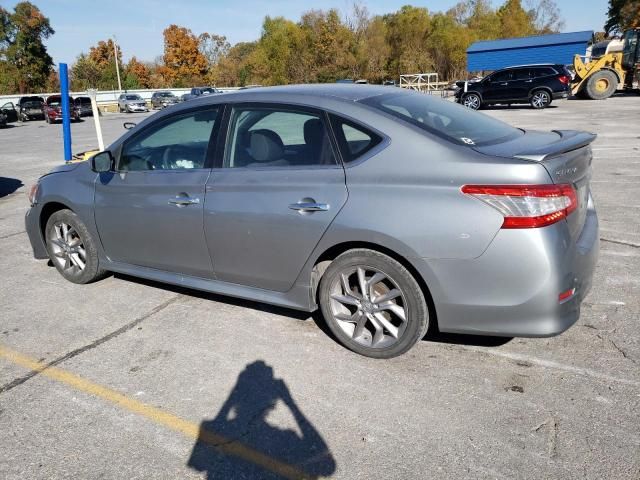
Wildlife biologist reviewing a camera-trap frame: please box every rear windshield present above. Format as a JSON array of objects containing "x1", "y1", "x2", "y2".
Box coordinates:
[{"x1": 361, "y1": 92, "x2": 522, "y2": 146}]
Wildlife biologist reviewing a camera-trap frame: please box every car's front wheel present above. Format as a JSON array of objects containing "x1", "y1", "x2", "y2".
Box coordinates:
[
  {"x1": 462, "y1": 93, "x2": 481, "y2": 110},
  {"x1": 530, "y1": 90, "x2": 551, "y2": 109},
  {"x1": 319, "y1": 249, "x2": 429, "y2": 358},
  {"x1": 45, "y1": 209, "x2": 107, "y2": 284}
]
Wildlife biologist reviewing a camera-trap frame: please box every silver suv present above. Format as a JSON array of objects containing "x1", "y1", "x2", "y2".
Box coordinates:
[{"x1": 118, "y1": 94, "x2": 148, "y2": 113}]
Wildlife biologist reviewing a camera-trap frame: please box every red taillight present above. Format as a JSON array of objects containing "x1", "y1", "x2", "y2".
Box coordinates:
[
  {"x1": 558, "y1": 75, "x2": 570, "y2": 85},
  {"x1": 558, "y1": 288, "x2": 576, "y2": 303},
  {"x1": 461, "y1": 184, "x2": 578, "y2": 229}
]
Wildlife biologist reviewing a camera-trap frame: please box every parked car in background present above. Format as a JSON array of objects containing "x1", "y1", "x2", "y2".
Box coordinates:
[
  {"x1": 455, "y1": 64, "x2": 571, "y2": 110},
  {"x1": 151, "y1": 91, "x2": 179, "y2": 109},
  {"x1": 118, "y1": 94, "x2": 148, "y2": 113},
  {"x1": 74, "y1": 96, "x2": 94, "y2": 117},
  {"x1": 1, "y1": 101, "x2": 19, "y2": 126},
  {"x1": 181, "y1": 86, "x2": 222, "y2": 101},
  {"x1": 18, "y1": 96, "x2": 45, "y2": 121},
  {"x1": 42, "y1": 95, "x2": 80, "y2": 124},
  {"x1": 25, "y1": 85, "x2": 598, "y2": 359}
]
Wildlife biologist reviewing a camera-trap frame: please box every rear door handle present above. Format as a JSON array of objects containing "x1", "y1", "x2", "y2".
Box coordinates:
[
  {"x1": 288, "y1": 202, "x2": 329, "y2": 212},
  {"x1": 500, "y1": 82, "x2": 508, "y2": 86},
  {"x1": 168, "y1": 196, "x2": 200, "y2": 207},
  {"x1": 525, "y1": 80, "x2": 533, "y2": 83}
]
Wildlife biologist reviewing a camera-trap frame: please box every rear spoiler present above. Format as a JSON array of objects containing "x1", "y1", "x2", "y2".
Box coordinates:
[{"x1": 514, "y1": 130, "x2": 597, "y2": 162}]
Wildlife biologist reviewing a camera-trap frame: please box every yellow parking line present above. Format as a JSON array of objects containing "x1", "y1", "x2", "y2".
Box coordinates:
[{"x1": 0, "y1": 344, "x2": 313, "y2": 479}]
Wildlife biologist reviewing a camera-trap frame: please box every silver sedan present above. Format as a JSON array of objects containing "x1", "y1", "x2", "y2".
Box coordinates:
[{"x1": 25, "y1": 85, "x2": 598, "y2": 358}]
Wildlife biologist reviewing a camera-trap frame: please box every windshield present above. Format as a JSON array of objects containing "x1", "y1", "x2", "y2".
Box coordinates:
[
  {"x1": 159, "y1": 92, "x2": 174, "y2": 97},
  {"x1": 200, "y1": 88, "x2": 215, "y2": 94},
  {"x1": 125, "y1": 95, "x2": 142, "y2": 100},
  {"x1": 361, "y1": 92, "x2": 523, "y2": 146}
]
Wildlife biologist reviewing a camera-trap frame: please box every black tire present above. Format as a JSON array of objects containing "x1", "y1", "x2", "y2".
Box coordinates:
[
  {"x1": 45, "y1": 209, "x2": 107, "y2": 284},
  {"x1": 462, "y1": 93, "x2": 481, "y2": 110},
  {"x1": 585, "y1": 70, "x2": 618, "y2": 100},
  {"x1": 530, "y1": 89, "x2": 551, "y2": 109},
  {"x1": 319, "y1": 249, "x2": 429, "y2": 359}
]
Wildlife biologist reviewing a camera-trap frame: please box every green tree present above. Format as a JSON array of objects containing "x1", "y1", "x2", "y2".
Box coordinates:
[
  {"x1": 498, "y1": 0, "x2": 535, "y2": 38},
  {"x1": 71, "y1": 54, "x2": 102, "y2": 90},
  {"x1": 384, "y1": 6, "x2": 433, "y2": 77},
  {"x1": 605, "y1": 0, "x2": 640, "y2": 33},
  {"x1": 0, "y1": 2, "x2": 54, "y2": 94}
]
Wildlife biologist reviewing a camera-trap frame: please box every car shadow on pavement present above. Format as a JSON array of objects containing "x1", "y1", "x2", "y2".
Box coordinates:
[
  {"x1": 481, "y1": 105, "x2": 559, "y2": 111},
  {"x1": 0, "y1": 177, "x2": 23, "y2": 198},
  {"x1": 113, "y1": 273, "x2": 511, "y2": 349},
  {"x1": 187, "y1": 360, "x2": 336, "y2": 479}
]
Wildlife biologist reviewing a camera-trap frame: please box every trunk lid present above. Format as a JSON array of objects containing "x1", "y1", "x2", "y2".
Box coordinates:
[{"x1": 473, "y1": 129, "x2": 596, "y2": 239}]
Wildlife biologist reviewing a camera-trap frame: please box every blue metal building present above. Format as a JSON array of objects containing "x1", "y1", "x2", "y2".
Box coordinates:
[{"x1": 466, "y1": 31, "x2": 593, "y2": 72}]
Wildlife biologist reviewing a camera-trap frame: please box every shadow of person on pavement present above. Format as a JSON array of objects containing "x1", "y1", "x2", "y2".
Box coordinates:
[{"x1": 187, "y1": 360, "x2": 336, "y2": 479}]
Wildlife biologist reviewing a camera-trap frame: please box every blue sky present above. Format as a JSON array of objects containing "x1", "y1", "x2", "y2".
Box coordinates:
[{"x1": 13, "y1": 0, "x2": 609, "y2": 64}]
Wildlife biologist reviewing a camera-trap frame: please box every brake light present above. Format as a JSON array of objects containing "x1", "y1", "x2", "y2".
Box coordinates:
[
  {"x1": 558, "y1": 75, "x2": 570, "y2": 85},
  {"x1": 461, "y1": 184, "x2": 578, "y2": 228}
]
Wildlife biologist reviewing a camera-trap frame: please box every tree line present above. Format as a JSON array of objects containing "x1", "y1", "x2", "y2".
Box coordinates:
[{"x1": 1, "y1": 0, "x2": 638, "y2": 95}]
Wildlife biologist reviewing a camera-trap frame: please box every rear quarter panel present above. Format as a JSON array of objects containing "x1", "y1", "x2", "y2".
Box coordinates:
[{"x1": 319, "y1": 112, "x2": 553, "y2": 261}]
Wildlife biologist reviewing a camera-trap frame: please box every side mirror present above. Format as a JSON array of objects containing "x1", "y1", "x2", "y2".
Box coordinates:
[
  {"x1": 91, "y1": 151, "x2": 114, "y2": 173},
  {"x1": 123, "y1": 122, "x2": 136, "y2": 130}
]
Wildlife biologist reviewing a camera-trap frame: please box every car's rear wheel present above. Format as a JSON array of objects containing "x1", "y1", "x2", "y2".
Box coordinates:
[
  {"x1": 530, "y1": 89, "x2": 551, "y2": 109},
  {"x1": 45, "y1": 209, "x2": 106, "y2": 284},
  {"x1": 319, "y1": 249, "x2": 429, "y2": 358},
  {"x1": 462, "y1": 93, "x2": 481, "y2": 110}
]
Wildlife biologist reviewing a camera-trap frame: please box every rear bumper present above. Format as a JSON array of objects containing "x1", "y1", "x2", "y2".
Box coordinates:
[
  {"x1": 552, "y1": 90, "x2": 569, "y2": 100},
  {"x1": 417, "y1": 205, "x2": 599, "y2": 337}
]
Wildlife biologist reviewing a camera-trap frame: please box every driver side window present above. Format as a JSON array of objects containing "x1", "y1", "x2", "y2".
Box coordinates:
[{"x1": 119, "y1": 108, "x2": 219, "y2": 171}]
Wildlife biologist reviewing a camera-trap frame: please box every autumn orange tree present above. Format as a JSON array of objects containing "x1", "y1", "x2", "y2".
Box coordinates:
[{"x1": 162, "y1": 24, "x2": 208, "y2": 87}]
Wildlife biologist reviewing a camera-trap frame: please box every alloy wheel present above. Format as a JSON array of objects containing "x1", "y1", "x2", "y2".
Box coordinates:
[
  {"x1": 463, "y1": 94, "x2": 480, "y2": 110},
  {"x1": 328, "y1": 266, "x2": 408, "y2": 349},
  {"x1": 49, "y1": 222, "x2": 87, "y2": 274},
  {"x1": 531, "y1": 91, "x2": 549, "y2": 108}
]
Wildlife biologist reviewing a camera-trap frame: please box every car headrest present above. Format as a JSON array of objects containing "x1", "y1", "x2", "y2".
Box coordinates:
[
  {"x1": 303, "y1": 118, "x2": 324, "y2": 147},
  {"x1": 249, "y1": 129, "x2": 284, "y2": 163}
]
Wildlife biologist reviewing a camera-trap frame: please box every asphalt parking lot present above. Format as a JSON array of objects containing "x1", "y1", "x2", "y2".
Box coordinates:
[{"x1": 1, "y1": 97, "x2": 639, "y2": 479}]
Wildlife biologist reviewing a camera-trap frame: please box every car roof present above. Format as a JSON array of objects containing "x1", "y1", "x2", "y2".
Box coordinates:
[
  {"x1": 199, "y1": 84, "x2": 397, "y2": 104},
  {"x1": 501, "y1": 64, "x2": 560, "y2": 69}
]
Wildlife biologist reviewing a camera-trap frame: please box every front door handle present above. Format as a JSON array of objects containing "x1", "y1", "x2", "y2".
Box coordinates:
[
  {"x1": 525, "y1": 80, "x2": 533, "y2": 83},
  {"x1": 168, "y1": 195, "x2": 200, "y2": 207},
  {"x1": 500, "y1": 82, "x2": 508, "y2": 86},
  {"x1": 288, "y1": 201, "x2": 329, "y2": 213}
]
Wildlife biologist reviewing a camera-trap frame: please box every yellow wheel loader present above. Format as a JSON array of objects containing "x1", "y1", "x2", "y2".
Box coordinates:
[{"x1": 572, "y1": 29, "x2": 640, "y2": 100}]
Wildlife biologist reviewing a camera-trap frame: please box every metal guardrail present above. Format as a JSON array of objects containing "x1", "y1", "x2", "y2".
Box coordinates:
[{"x1": 0, "y1": 87, "x2": 241, "y2": 109}]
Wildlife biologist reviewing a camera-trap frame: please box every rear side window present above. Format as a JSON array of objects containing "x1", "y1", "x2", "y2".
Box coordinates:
[
  {"x1": 329, "y1": 115, "x2": 382, "y2": 163},
  {"x1": 361, "y1": 92, "x2": 522, "y2": 147},
  {"x1": 225, "y1": 106, "x2": 337, "y2": 168},
  {"x1": 532, "y1": 67, "x2": 557, "y2": 77}
]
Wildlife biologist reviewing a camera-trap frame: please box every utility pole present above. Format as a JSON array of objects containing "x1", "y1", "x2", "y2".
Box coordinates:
[{"x1": 113, "y1": 36, "x2": 122, "y2": 92}]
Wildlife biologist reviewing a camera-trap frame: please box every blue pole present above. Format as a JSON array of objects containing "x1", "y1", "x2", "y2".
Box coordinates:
[{"x1": 59, "y1": 63, "x2": 72, "y2": 161}]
